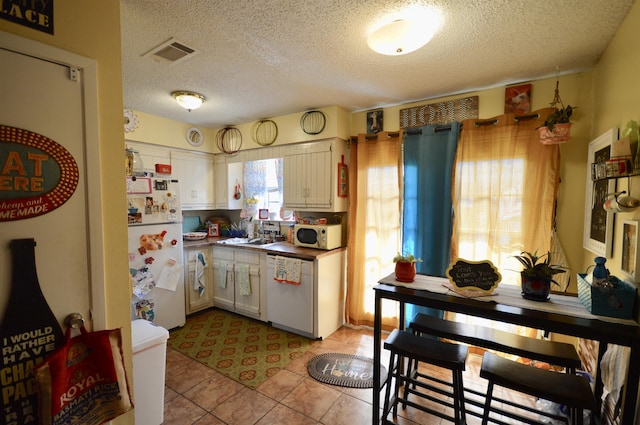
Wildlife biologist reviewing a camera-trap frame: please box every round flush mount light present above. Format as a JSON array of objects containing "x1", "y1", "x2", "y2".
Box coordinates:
[
  {"x1": 368, "y1": 7, "x2": 443, "y2": 56},
  {"x1": 171, "y1": 91, "x2": 205, "y2": 111}
]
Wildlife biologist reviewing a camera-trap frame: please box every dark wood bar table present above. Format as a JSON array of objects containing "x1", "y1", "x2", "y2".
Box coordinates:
[{"x1": 372, "y1": 273, "x2": 640, "y2": 425}]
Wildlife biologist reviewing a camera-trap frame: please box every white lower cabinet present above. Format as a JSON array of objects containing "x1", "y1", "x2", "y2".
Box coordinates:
[
  {"x1": 184, "y1": 247, "x2": 214, "y2": 315},
  {"x1": 212, "y1": 247, "x2": 262, "y2": 319}
]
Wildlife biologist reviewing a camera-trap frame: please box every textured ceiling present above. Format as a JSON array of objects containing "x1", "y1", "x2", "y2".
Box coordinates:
[{"x1": 120, "y1": 0, "x2": 633, "y2": 129}]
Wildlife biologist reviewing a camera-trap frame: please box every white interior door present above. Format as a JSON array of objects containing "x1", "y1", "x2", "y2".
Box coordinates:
[{"x1": 0, "y1": 48, "x2": 92, "y2": 330}]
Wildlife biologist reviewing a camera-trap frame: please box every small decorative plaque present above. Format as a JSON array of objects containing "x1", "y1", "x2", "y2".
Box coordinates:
[{"x1": 446, "y1": 258, "x2": 501, "y2": 295}]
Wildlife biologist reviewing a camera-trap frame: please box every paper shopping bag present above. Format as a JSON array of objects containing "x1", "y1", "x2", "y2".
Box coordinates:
[{"x1": 34, "y1": 325, "x2": 133, "y2": 425}]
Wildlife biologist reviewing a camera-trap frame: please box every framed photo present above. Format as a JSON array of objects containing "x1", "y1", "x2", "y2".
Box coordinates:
[
  {"x1": 208, "y1": 223, "x2": 219, "y2": 237},
  {"x1": 622, "y1": 220, "x2": 640, "y2": 282},
  {"x1": 258, "y1": 209, "x2": 269, "y2": 220},
  {"x1": 504, "y1": 83, "x2": 531, "y2": 114},
  {"x1": 367, "y1": 109, "x2": 383, "y2": 134},
  {"x1": 583, "y1": 128, "x2": 618, "y2": 257},
  {"x1": 338, "y1": 162, "x2": 348, "y2": 198}
]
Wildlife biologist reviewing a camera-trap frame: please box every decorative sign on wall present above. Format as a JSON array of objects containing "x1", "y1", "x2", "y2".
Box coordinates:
[
  {"x1": 0, "y1": 0, "x2": 54, "y2": 34},
  {"x1": 446, "y1": 258, "x2": 501, "y2": 296},
  {"x1": 0, "y1": 125, "x2": 79, "y2": 222},
  {"x1": 366, "y1": 109, "x2": 383, "y2": 134},
  {"x1": 399, "y1": 96, "x2": 479, "y2": 129},
  {"x1": 504, "y1": 83, "x2": 532, "y2": 114}
]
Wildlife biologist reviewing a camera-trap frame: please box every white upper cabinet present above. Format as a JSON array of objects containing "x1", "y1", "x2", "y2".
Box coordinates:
[
  {"x1": 214, "y1": 155, "x2": 244, "y2": 210},
  {"x1": 126, "y1": 141, "x2": 171, "y2": 175},
  {"x1": 283, "y1": 138, "x2": 347, "y2": 212},
  {"x1": 171, "y1": 150, "x2": 215, "y2": 210}
]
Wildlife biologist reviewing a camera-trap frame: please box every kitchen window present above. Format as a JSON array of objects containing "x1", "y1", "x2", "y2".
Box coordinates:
[{"x1": 243, "y1": 158, "x2": 283, "y2": 218}]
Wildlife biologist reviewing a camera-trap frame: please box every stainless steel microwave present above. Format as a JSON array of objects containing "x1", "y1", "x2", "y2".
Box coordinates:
[{"x1": 293, "y1": 224, "x2": 342, "y2": 250}]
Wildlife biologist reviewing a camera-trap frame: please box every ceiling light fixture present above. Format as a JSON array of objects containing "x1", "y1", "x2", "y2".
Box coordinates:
[
  {"x1": 368, "y1": 7, "x2": 443, "y2": 56},
  {"x1": 171, "y1": 91, "x2": 205, "y2": 111}
]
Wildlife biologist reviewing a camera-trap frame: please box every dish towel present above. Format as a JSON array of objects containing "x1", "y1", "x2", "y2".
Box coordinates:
[
  {"x1": 217, "y1": 262, "x2": 228, "y2": 288},
  {"x1": 194, "y1": 252, "x2": 207, "y2": 297},
  {"x1": 274, "y1": 256, "x2": 302, "y2": 285},
  {"x1": 236, "y1": 264, "x2": 251, "y2": 295}
]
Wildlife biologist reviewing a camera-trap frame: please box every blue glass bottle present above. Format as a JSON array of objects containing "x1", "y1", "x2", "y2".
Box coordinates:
[{"x1": 593, "y1": 256, "x2": 609, "y2": 286}]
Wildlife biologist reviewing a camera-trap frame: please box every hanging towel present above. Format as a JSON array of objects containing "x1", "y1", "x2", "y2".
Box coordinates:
[
  {"x1": 274, "y1": 256, "x2": 302, "y2": 285},
  {"x1": 217, "y1": 262, "x2": 228, "y2": 288},
  {"x1": 194, "y1": 252, "x2": 207, "y2": 297},
  {"x1": 236, "y1": 263, "x2": 251, "y2": 296}
]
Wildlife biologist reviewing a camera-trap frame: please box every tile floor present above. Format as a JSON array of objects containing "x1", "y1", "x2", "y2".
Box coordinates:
[{"x1": 163, "y1": 325, "x2": 538, "y2": 425}]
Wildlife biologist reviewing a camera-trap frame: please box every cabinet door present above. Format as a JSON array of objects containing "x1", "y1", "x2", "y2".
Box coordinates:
[
  {"x1": 233, "y1": 250, "x2": 261, "y2": 317},
  {"x1": 283, "y1": 153, "x2": 308, "y2": 208},
  {"x1": 212, "y1": 248, "x2": 235, "y2": 311},
  {"x1": 304, "y1": 150, "x2": 332, "y2": 208},
  {"x1": 126, "y1": 141, "x2": 172, "y2": 175},
  {"x1": 283, "y1": 140, "x2": 334, "y2": 210},
  {"x1": 172, "y1": 151, "x2": 215, "y2": 209},
  {"x1": 214, "y1": 155, "x2": 228, "y2": 209},
  {"x1": 184, "y1": 248, "x2": 213, "y2": 314}
]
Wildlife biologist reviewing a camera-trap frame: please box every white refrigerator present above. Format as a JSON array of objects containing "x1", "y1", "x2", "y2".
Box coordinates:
[{"x1": 127, "y1": 177, "x2": 185, "y2": 330}]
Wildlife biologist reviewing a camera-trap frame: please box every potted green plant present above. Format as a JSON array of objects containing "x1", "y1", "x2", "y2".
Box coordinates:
[
  {"x1": 538, "y1": 79, "x2": 577, "y2": 144},
  {"x1": 538, "y1": 105, "x2": 576, "y2": 144},
  {"x1": 393, "y1": 253, "x2": 423, "y2": 283},
  {"x1": 512, "y1": 250, "x2": 567, "y2": 301}
]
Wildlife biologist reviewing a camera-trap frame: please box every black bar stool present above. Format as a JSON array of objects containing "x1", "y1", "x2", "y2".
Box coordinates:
[
  {"x1": 480, "y1": 352, "x2": 596, "y2": 425},
  {"x1": 382, "y1": 329, "x2": 468, "y2": 424}
]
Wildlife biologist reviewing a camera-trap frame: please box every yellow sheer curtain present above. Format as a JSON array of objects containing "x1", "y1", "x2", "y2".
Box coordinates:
[
  {"x1": 451, "y1": 108, "x2": 560, "y2": 284},
  {"x1": 450, "y1": 109, "x2": 560, "y2": 341},
  {"x1": 346, "y1": 132, "x2": 403, "y2": 330}
]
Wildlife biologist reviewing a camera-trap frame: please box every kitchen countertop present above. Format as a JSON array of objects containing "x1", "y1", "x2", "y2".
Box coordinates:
[{"x1": 182, "y1": 237, "x2": 345, "y2": 261}]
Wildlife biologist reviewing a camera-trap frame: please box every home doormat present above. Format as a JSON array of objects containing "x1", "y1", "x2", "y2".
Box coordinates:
[
  {"x1": 168, "y1": 309, "x2": 311, "y2": 389},
  {"x1": 307, "y1": 353, "x2": 386, "y2": 388}
]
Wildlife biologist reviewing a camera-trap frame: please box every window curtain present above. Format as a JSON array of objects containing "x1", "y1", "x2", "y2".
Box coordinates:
[
  {"x1": 240, "y1": 158, "x2": 284, "y2": 219},
  {"x1": 450, "y1": 108, "x2": 560, "y2": 339},
  {"x1": 403, "y1": 123, "x2": 460, "y2": 327},
  {"x1": 346, "y1": 132, "x2": 403, "y2": 330},
  {"x1": 242, "y1": 160, "x2": 267, "y2": 218},
  {"x1": 451, "y1": 108, "x2": 560, "y2": 281}
]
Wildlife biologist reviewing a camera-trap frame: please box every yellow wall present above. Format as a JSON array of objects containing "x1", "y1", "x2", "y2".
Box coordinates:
[
  {"x1": 0, "y1": 2, "x2": 133, "y2": 424},
  {"x1": 126, "y1": 105, "x2": 352, "y2": 152},
  {"x1": 591, "y1": 1, "x2": 640, "y2": 317}
]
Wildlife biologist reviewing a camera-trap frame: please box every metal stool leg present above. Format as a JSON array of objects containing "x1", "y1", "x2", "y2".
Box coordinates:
[
  {"x1": 382, "y1": 351, "x2": 396, "y2": 421},
  {"x1": 481, "y1": 381, "x2": 494, "y2": 425},
  {"x1": 453, "y1": 369, "x2": 466, "y2": 424}
]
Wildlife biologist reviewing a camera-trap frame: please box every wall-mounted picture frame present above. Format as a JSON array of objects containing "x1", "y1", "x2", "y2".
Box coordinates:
[
  {"x1": 622, "y1": 220, "x2": 640, "y2": 282},
  {"x1": 208, "y1": 223, "x2": 219, "y2": 237},
  {"x1": 504, "y1": 83, "x2": 531, "y2": 114},
  {"x1": 338, "y1": 162, "x2": 348, "y2": 198},
  {"x1": 367, "y1": 109, "x2": 383, "y2": 134},
  {"x1": 583, "y1": 128, "x2": 618, "y2": 257}
]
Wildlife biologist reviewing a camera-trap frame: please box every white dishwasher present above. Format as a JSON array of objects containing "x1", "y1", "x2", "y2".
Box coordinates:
[{"x1": 266, "y1": 255, "x2": 314, "y2": 336}]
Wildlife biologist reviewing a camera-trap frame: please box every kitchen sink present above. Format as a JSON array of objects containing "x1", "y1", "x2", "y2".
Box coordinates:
[
  {"x1": 247, "y1": 238, "x2": 272, "y2": 245},
  {"x1": 216, "y1": 237, "x2": 273, "y2": 246}
]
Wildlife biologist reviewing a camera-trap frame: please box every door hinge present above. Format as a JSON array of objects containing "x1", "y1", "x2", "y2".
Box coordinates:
[{"x1": 69, "y1": 67, "x2": 79, "y2": 82}]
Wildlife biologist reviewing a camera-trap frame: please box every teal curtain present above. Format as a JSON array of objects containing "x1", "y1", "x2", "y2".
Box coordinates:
[{"x1": 403, "y1": 123, "x2": 460, "y2": 326}]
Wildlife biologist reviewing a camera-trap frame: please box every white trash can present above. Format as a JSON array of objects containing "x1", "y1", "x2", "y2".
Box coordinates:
[{"x1": 131, "y1": 319, "x2": 170, "y2": 425}]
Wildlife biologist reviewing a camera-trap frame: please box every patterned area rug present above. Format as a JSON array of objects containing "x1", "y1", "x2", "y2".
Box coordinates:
[
  {"x1": 307, "y1": 353, "x2": 386, "y2": 388},
  {"x1": 168, "y1": 309, "x2": 311, "y2": 388}
]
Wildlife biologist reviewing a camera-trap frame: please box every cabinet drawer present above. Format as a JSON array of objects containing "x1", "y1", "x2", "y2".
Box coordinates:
[
  {"x1": 234, "y1": 250, "x2": 260, "y2": 265},
  {"x1": 212, "y1": 247, "x2": 234, "y2": 261}
]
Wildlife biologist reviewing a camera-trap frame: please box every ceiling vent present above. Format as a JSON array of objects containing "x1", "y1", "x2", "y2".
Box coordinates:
[{"x1": 143, "y1": 38, "x2": 198, "y2": 64}]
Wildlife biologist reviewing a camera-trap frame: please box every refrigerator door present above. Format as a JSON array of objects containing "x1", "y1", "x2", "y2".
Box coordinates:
[
  {"x1": 127, "y1": 177, "x2": 182, "y2": 225},
  {"x1": 129, "y1": 222, "x2": 185, "y2": 329}
]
